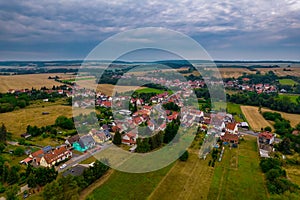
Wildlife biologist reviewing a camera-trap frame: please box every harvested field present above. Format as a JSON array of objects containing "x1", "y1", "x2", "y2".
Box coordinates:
[
  {"x1": 0, "y1": 73, "x2": 73, "y2": 93},
  {"x1": 76, "y1": 79, "x2": 145, "y2": 95},
  {"x1": 0, "y1": 103, "x2": 94, "y2": 137},
  {"x1": 241, "y1": 106, "x2": 273, "y2": 131}
]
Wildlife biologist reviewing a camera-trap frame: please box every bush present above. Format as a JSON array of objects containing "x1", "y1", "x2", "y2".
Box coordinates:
[
  {"x1": 14, "y1": 147, "x2": 25, "y2": 156},
  {"x1": 179, "y1": 150, "x2": 189, "y2": 161}
]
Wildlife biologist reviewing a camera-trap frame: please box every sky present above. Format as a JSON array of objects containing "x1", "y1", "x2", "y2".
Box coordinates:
[{"x1": 1, "y1": 0, "x2": 300, "y2": 61}]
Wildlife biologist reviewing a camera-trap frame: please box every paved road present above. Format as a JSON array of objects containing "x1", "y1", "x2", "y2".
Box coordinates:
[{"x1": 57, "y1": 143, "x2": 112, "y2": 173}]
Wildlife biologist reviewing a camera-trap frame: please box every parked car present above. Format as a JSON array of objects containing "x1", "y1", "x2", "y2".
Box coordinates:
[{"x1": 60, "y1": 164, "x2": 67, "y2": 169}]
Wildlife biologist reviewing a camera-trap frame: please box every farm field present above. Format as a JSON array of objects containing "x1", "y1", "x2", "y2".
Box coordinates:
[
  {"x1": 208, "y1": 67, "x2": 300, "y2": 78},
  {"x1": 207, "y1": 135, "x2": 268, "y2": 200},
  {"x1": 87, "y1": 163, "x2": 173, "y2": 200},
  {"x1": 0, "y1": 73, "x2": 73, "y2": 93},
  {"x1": 279, "y1": 78, "x2": 298, "y2": 86},
  {"x1": 148, "y1": 152, "x2": 214, "y2": 200},
  {"x1": 241, "y1": 106, "x2": 273, "y2": 131},
  {"x1": 75, "y1": 79, "x2": 145, "y2": 95},
  {"x1": 0, "y1": 103, "x2": 94, "y2": 137}
]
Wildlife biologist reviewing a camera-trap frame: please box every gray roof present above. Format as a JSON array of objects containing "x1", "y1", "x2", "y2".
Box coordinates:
[{"x1": 79, "y1": 135, "x2": 95, "y2": 148}]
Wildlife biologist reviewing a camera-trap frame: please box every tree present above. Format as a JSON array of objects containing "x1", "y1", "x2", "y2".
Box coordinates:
[
  {"x1": 179, "y1": 150, "x2": 189, "y2": 161},
  {"x1": 264, "y1": 126, "x2": 272, "y2": 132},
  {"x1": 7, "y1": 166, "x2": 20, "y2": 185},
  {"x1": 14, "y1": 147, "x2": 24, "y2": 156},
  {"x1": 58, "y1": 175, "x2": 80, "y2": 200},
  {"x1": 55, "y1": 116, "x2": 74, "y2": 130},
  {"x1": 260, "y1": 158, "x2": 281, "y2": 173},
  {"x1": 43, "y1": 180, "x2": 63, "y2": 200},
  {"x1": 278, "y1": 138, "x2": 292, "y2": 154},
  {"x1": 112, "y1": 131, "x2": 122, "y2": 145},
  {"x1": 0, "y1": 123, "x2": 7, "y2": 143},
  {"x1": 0, "y1": 143, "x2": 5, "y2": 153},
  {"x1": 5, "y1": 185, "x2": 19, "y2": 200}
]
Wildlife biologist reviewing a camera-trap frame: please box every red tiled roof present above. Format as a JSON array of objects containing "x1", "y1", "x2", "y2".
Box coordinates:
[
  {"x1": 259, "y1": 131, "x2": 274, "y2": 139},
  {"x1": 31, "y1": 149, "x2": 44, "y2": 158},
  {"x1": 43, "y1": 146, "x2": 70, "y2": 164},
  {"x1": 226, "y1": 122, "x2": 237, "y2": 131},
  {"x1": 221, "y1": 132, "x2": 239, "y2": 141}
]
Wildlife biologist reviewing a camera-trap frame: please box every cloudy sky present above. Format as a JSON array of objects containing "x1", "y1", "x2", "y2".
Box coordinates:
[{"x1": 1, "y1": 0, "x2": 300, "y2": 61}]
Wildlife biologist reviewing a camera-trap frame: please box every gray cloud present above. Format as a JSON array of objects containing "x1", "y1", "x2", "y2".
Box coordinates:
[{"x1": 0, "y1": 0, "x2": 300, "y2": 60}]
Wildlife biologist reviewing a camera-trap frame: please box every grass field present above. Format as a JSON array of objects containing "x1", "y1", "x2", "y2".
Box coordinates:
[
  {"x1": 207, "y1": 135, "x2": 268, "y2": 200},
  {"x1": 135, "y1": 88, "x2": 166, "y2": 94},
  {"x1": 279, "y1": 79, "x2": 298, "y2": 86},
  {"x1": 0, "y1": 101, "x2": 94, "y2": 137},
  {"x1": 0, "y1": 73, "x2": 73, "y2": 93},
  {"x1": 149, "y1": 152, "x2": 214, "y2": 200},
  {"x1": 87, "y1": 163, "x2": 173, "y2": 200},
  {"x1": 241, "y1": 106, "x2": 273, "y2": 131},
  {"x1": 278, "y1": 94, "x2": 300, "y2": 103},
  {"x1": 285, "y1": 164, "x2": 300, "y2": 186},
  {"x1": 226, "y1": 103, "x2": 245, "y2": 122}
]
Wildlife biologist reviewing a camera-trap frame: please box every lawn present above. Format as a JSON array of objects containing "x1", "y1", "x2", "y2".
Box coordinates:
[
  {"x1": 149, "y1": 152, "x2": 214, "y2": 200},
  {"x1": 226, "y1": 103, "x2": 245, "y2": 122},
  {"x1": 207, "y1": 135, "x2": 268, "y2": 200},
  {"x1": 135, "y1": 87, "x2": 166, "y2": 94},
  {"x1": 87, "y1": 164, "x2": 173, "y2": 200},
  {"x1": 279, "y1": 79, "x2": 298, "y2": 86},
  {"x1": 278, "y1": 94, "x2": 300, "y2": 104}
]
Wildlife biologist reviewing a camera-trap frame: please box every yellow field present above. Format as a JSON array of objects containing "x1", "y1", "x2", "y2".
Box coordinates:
[
  {"x1": 148, "y1": 152, "x2": 214, "y2": 200},
  {"x1": 241, "y1": 106, "x2": 273, "y2": 131},
  {"x1": 0, "y1": 73, "x2": 74, "y2": 93},
  {"x1": 218, "y1": 68, "x2": 255, "y2": 78},
  {"x1": 76, "y1": 79, "x2": 145, "y2": 95},
  {"x1": 203, "y1": 67, "x2": 300, "y2": 78},
  {"x1": 0, "y1": 102, "x2": 94, "y2": 136}
]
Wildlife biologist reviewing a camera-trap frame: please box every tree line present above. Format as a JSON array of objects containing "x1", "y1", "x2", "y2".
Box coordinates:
[{"x1": 43, "y1": 160, "x2": 109, "y2": 200}]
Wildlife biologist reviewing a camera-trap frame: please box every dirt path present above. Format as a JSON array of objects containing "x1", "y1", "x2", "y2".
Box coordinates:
[{"x1": 79, "y1": 169, "x2": 114, "y2": 200}]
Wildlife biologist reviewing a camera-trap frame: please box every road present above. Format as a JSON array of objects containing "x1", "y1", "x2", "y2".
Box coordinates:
[{"x1": 57, "y1": 142, "x2": 113, "y2": 173}]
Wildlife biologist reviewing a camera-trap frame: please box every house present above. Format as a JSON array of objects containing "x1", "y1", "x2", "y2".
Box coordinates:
[
  {"x1": 292, "y1": 130, "x2": 300, "y2": 136},
  {"x1": 226, "y1": 122, "x2": 239, "y2": 134},
  {"x1": 258, "y1": 131, "x2": 275, "y2": 158},
  {"x1": 147, "y1": 120, "x2": 155, "y2": 131},
  {"x1": 122, "y1": 132, "x2": 138, "y2": 145},
  {"x1": 21, "y1": 133, "x2": 31, "y2": 139},
  {"x1": 258, "y1": 131, "x2": 275, "y2": 145},
  {"x1": 40, "y1": 146, "x2": 72, "y2": 168},
  {"x1": 133, "y1": 116, "x2": 144, "y2": 125},
  {"x1": 78, "y1": 135, "x2": 96, "y2": 150},
  {"x1": 20, "y1": 157, "x2": 33, "y2": 165},
  {"x1": 221, "y1": 132, "x2": 239, "y2": 144},
  {"x1": 65, "y1": 134, "x2": 80, "y2": 147},
  {"x1": 158, "y1": 123, "x2": 167, "y2": 131},
  {"x1": 211, "y1": 115, "x2": 225, "y2": 131},
  {"x1": 239, "y1": 122, "x2": 249, "y2": 129}
]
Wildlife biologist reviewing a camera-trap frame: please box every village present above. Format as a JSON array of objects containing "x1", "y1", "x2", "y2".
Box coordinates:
[{"x1": 11, "y1": 72, "x2": 279, "y2": 177}]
